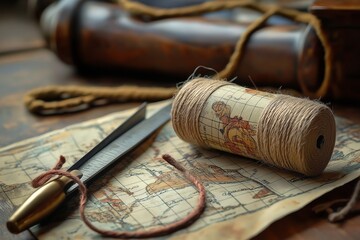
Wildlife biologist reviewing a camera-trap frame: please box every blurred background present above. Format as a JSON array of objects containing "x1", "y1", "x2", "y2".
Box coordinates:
[{"x1": 0, "y1": 0, "x2": 45, "y2": 55}]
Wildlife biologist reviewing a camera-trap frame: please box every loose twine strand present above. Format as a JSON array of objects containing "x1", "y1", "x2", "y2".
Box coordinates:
[
  {"x1": 312, "y1": 178, "x2": 360, "y2": 222},
  {"x1": 25, "y1": 0, "x2": 333, "y2": 114},
  {"x1": 32, "y1": 155, "x2": 206, "y2": 238}
]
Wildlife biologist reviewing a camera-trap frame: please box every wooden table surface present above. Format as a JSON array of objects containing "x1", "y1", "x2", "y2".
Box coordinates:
[{"x1": 1, "y1": 2, "x2": 360, "y2": 240}]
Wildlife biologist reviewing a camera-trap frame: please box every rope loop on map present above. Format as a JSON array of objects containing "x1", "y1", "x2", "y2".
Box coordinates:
[{"x1": 32, "y1": 154, "x2": 206, "y2": 238}]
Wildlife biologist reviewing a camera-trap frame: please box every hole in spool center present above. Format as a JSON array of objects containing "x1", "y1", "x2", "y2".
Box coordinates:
[{"x1": 317, "y1": 135, "x2": 325, "y2": 149}]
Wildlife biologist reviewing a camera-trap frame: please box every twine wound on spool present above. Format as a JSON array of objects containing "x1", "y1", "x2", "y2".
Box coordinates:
[{"x1": 171, "y1": 78, "x2": 336, "y2": 176}]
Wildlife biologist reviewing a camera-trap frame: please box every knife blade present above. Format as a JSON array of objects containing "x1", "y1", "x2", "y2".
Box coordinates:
[{"x1": 67, "y1": 102, "x2": 171, "y2": 193}]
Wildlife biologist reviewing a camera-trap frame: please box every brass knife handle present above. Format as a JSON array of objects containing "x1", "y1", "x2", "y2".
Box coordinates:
[{"x1": 7, "y1": 170, "x2": 82, "y2": 234}]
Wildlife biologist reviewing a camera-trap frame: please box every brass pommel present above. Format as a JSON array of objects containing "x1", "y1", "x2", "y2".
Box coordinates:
[{"x1": 7, "y1": 170, "x2": 82, "y2": 234}]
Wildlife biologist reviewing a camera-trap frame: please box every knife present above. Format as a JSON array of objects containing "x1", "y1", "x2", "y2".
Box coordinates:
[{"x1": 7, "y1": 102, "x2": 172, "y2": 234}]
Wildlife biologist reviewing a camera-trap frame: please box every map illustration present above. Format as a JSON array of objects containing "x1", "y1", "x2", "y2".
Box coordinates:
[
  {"x1": 199, "y1": 84, "x2": 274, "y2": 161},
  {"x1": 1, "y1": 101, "x2": 360, "y2": 240},
  {"x1": 212, "y1": 101, "x2": 257, "y2": 157}
]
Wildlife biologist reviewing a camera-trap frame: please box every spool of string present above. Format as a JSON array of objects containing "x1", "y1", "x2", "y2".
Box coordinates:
[{"x1": 171, "y1": 78, "x2": 336, "y2": 176}]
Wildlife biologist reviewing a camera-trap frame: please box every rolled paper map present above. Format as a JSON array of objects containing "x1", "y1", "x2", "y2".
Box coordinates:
[{"x1": 171, "y1": 78, "x2": 336, "y2": 176}]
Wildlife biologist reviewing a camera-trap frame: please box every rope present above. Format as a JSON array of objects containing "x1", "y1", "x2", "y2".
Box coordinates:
[
  {"x1": 116, "y1": 0, "x2": 332, "y2": 97},
  {"x1": 25, "y1": 85, "x2": 176, "y2": 114},
  {"x1": 32, "y1": 154, "x2": 206, "y2": 238},
  {"x1": 25, "y1": 0, "x2": 333, "y2": 114}
]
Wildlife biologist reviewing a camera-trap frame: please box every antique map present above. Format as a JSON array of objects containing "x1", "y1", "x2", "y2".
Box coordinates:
[{"x1": 1, "y1": 101, "x2": 360, "y2": 239}]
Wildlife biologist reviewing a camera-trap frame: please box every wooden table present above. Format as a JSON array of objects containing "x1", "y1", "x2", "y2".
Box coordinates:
[{"x1": 1, "y1": 2, "x2": 360, "y2": 240}]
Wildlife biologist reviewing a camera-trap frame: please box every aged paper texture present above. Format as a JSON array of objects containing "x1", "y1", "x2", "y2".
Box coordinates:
[{"x1": 1, "y1": 101, "x2": 360, "y2": 239}]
